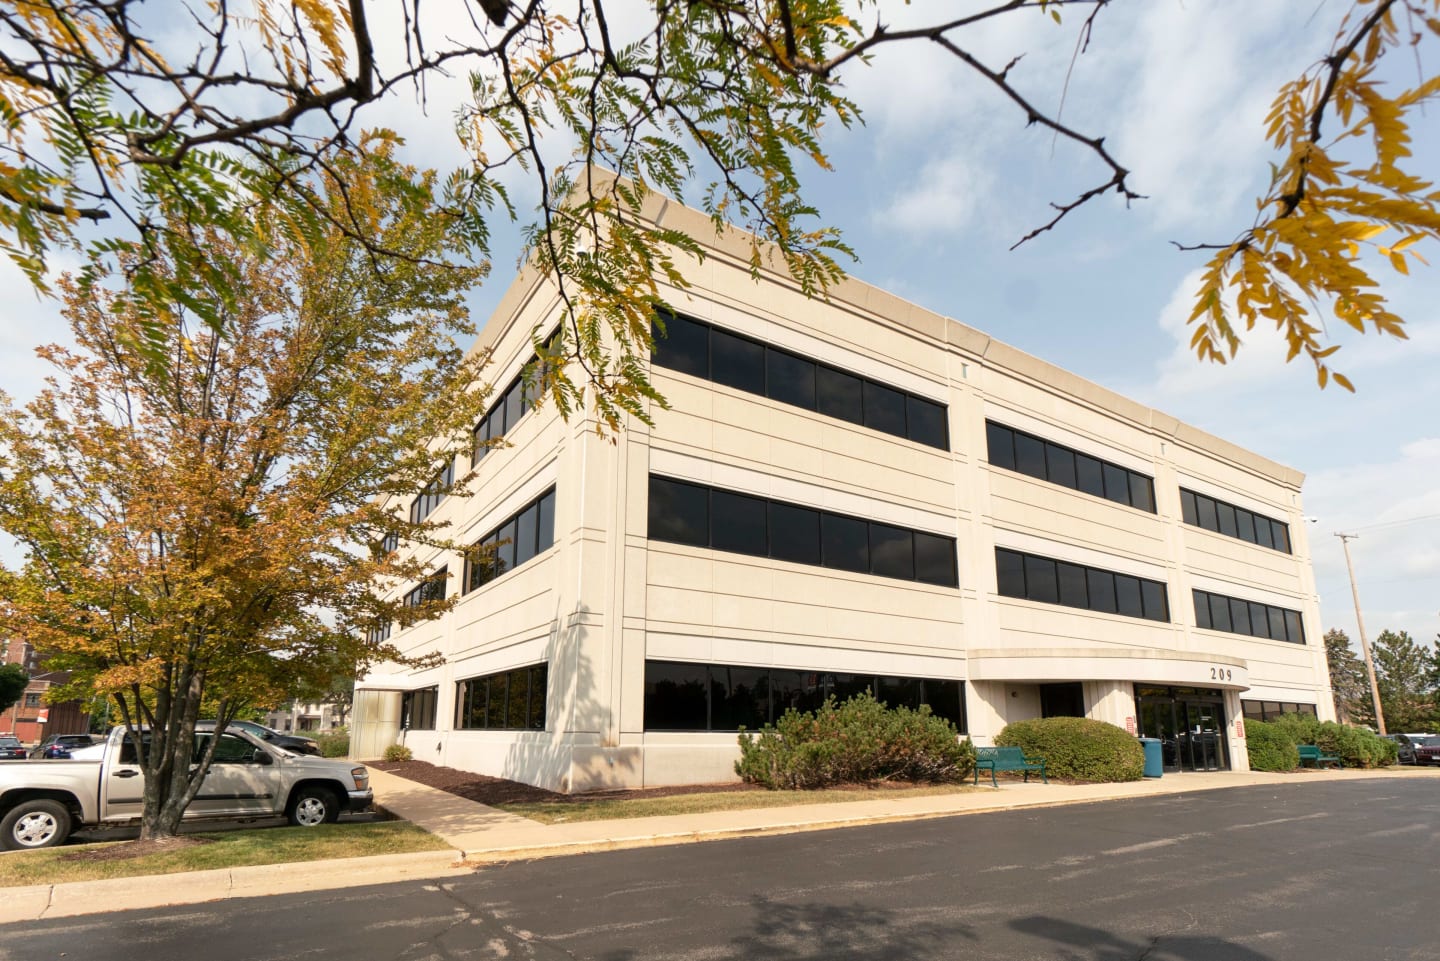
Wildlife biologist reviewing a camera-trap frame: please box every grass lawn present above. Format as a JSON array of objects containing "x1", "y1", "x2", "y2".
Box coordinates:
[
  {"x1": 0, "y1": 822, "x2": 451, "y2": 887},
  {"x1": 497, "y1": 783, "x2": 978, "y2": 824}
]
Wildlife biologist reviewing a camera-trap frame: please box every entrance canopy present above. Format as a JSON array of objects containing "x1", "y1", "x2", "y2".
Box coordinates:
[{"x1": 967, "y1": 648, "x2": 1249, "y2": 691}]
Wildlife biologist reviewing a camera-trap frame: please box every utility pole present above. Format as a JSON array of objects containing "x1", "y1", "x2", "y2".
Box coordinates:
[{"x1": 1336, "y1": 533, "x2": 1386, "y2": 734}]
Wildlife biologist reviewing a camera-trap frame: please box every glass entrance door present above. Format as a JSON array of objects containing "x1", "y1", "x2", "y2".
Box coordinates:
[
  {"x1": 1135, "y1": 687, "x2": 1229, "y2": 772},
  {"x1": 1178, "y1": 699, "x2": 1227, "y2": 771}
]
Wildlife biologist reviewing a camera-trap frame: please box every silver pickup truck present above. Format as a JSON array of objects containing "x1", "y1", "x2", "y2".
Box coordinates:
[{"x1": 0, "y1": 725, "x2": 372, "y2": 850}]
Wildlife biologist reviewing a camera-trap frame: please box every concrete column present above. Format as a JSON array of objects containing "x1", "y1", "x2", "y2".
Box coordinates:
[{"x1": 350, "y1": 689, "x2": 402, "y2": 761}]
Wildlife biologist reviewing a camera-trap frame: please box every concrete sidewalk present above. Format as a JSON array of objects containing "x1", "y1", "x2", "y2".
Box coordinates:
[{"x1": 6, "y1": 764, "x2": 1437, "y2": 923}]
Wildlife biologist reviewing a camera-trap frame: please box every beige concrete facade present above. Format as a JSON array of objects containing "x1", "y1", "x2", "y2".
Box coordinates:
[{"x1": 354, "y1": 193, "x2": 1333, "y2": 792}]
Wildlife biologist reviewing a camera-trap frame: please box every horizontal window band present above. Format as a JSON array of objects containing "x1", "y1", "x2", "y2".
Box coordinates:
[
  {"x1": 652, "y1": 310, "x2": 949, "y2": 450},
  {"x1": 995, "y1": 547, "x2": 1170, "y2": 623},
  {"x1": 987, "y1": 420, "x2": 1156, "y2": 514},
  {"x1": 648, "y1": 474, "x2": 958, "y2": 587}
]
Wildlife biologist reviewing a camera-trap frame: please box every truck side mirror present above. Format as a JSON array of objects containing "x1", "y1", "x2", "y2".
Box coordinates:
[{"x1": 255, "y1": 752, "x2": 274, "y2": 766}]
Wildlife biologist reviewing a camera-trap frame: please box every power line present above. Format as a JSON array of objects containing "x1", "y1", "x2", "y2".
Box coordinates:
[{"x1": 1346, "y1": 512, "x2": 1440, "y2": 534}]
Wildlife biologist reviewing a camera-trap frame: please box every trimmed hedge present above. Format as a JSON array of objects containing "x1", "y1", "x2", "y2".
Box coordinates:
[
  {"x1": 1244, "y1": 720, "x2": 1300, "y2": 772},
  {"x1": 1265, "y1": 713, "x2": 1396, "y2": 768},
  {"x1": 735, "y1": 692, "x2": 975, "y2": 790},
  {"x1": 316, "y1": 729, "x2": 350, "y2": 758},
  {"x1": 383, "y1": 743, "x2": 413, "y2": 762},
  {"x1": 995, "y1": 717, "x2": 1144, "y2": 782}
]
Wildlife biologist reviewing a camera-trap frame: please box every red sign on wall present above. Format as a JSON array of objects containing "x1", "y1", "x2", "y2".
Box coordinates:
[
  {"x1": 1235, "y1": 719, "x2": 1245, "y2": 739},
  {"x1": 1125, "y1": 716, "x2": 1137, "y2": 735}
]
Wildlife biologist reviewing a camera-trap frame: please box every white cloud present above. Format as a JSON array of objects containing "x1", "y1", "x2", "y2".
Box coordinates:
[{"x1": 872, "y1": 155, "x2": 989, "y2": 236}]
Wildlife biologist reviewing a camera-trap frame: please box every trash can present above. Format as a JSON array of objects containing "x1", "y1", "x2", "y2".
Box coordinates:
[{"x1": 1138, "y1": 737, "x2": 1163, "y2": 778}]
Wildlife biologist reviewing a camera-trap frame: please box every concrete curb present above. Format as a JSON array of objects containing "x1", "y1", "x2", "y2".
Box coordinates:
[{"x1": 0, "y1": 849, "x2": 470, "y2": 924}]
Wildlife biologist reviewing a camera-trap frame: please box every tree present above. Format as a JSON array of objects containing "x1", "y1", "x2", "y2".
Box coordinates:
[
  {"x1": 1323, "y1": 628, "x2": 1369, "y2": 724},
  {"x1": 1370, "y1": 629, "x2": 1440, "y2": 732},
  {"x1": 0, "y1": 663, "x2": 28, "y2": 714},
  {"x1": 3, "y1": 1, "x2": 1437, "y2": 414},
  {"x1": 0, "y1": 142, "x2": 494, "y2": 839}
]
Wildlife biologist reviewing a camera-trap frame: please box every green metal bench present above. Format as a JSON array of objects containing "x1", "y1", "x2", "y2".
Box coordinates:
[
  {"x1": 1298, "y1": 744, "x2": 1342, "y2": 769},
  {"x1": 974, "y1": 746, "x2": 1048, "y2": 787}
]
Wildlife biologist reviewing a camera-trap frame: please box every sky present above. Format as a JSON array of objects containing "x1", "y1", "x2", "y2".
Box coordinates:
[{"x1": 2, "y1": 0, "x2": 1436, "y2": 656}]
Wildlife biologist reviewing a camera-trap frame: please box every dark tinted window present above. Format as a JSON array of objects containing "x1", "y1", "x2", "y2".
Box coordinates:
[
  {"x1": 1180, "y1": 487, "x2": 1292, "y2": 555},
  {"x1": 711, "y1": 328, "x2": 766, "y2": 395},
  {"x1": 514, "y1": 503, "x2": 538, "y2": 566},
  {"x1": 1087, "y1": 569, "x2": 1116, "y2": 613},
  {"x1": 1102, "y1": 463, "x2": 1131, "y2": 505},
  {"x1": 816, "y1": 365, "x2": 863, "y2": 425},
  {"x1": 1284, "y1": 610, "x2": 1304, "y2": 644},
  {"x1": 907, "y1": 397, "x2": 948, "y2": 448},
  {"x1": 493, "y1": 519, "x2": 517, "y2": 576},
  {"x1": 996, "y1": 548, "x2": 1026, "y2": 597},
  {"x1": 649, "y1": 476, "x2": 709, "y2": 547},
  {"x1": 503, "y1": 383, "x2": 524, "y2": 435},
  {"x1": 710, "y1": 665, "x2": 769, "y2": 730},
  {"x1": 536, "y1": 489, "x2": 556, "y2": 552},
  {"x1": 485, "y1": 673, "x2": 508, "y2": 727},
  {"x1": 769, "y1": 502, "x2": 821, "y2": 566},
  {"x1": 1250, "y1": 602, "x2": 1272, "y2": 639},
  {"x1": 1114, "y1": 575, "x2": 1143, "y2": 618},
  {"x1": 1235, "y1": 509, "x2": 1256, "y2": 543},
  {"x1": 822, "y1": 513, "x2": 869, "y2": 573},
  {"x1": 1268, "y1": 606, "x2": 1288, "y2": 641},
  {"x1": 653, "y1": 312, "x2": 709, "y2": 378},
  {"x1": 1194, "y1": 589, "x2": 1212, "y2": 630},
  {"x1": 915, "y1": 532, "x2": 958, "y2": 587},
  {"x1": 643, "y1": 661, "x2": 708, "y2": 730},
  {"x1": 1057, "y1": 562, "x2": 1089, "y2": 608},
  {"x1": 1196, "y1": 495, "x2": 1217, "y2": 530},
  {"x1": 921, "y1": 679, "x2": 964, "y2": 729},
  {"x1": 1230, "y1": 597, "x2": 1253, "y2": 635},
  {"x1": 1130, "y1": 476, "x2": 1155, "y2": 513},
  {"x1": 987, "y1": 422, "x2": 1015, "y2": 470},
  {"x1": 1142, "y1": 580, "x2": 1169, "y2": 621},
  {"x1": 1023, "y1": 555, "x2": 1059, "y2": 604},
  {"x1": 863, "y1": 381, "x2": 907, "y2": 436},
  {"x1": 1209, "y1": 593, "x2": 1232, "y2": 633},
  {"x1": 1046, "y1": 443, "x2": 1077, "y2": 489},
  {"x1": 766, "y1": 349, "x2": 816, "y2": 410},
  {"x1": 1180, "y1": 489, "x2": 1198, "y2": 525},
  {"x1": 869, "y1": 523, "x2": 915, "y2": 580},
  {"x1": 1014, "y1": 432, "x2": 1046, "y2": 478},
  {"x1": 876, "y1": 675, "x2": 921, "y2": 711},
  {"x1": 1216, "y1": 502, "x2": 1237, "y2": 538},
  {"x1": 1075, "y1": 454, "x2": 1105, "y2": 497},
  {"x1": 712, "y1": 489, "x2": 768, "y2": 556}
]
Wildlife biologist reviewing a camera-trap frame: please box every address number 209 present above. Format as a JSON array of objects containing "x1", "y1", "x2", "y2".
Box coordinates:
[{"x1": 1210, "y1": 666, "x2": 1233, "y2": 681}]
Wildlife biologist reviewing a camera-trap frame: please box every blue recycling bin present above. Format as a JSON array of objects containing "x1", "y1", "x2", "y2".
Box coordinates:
[{"x1": 1138, "y1": 737, "x2": 1163, "y2": 778}]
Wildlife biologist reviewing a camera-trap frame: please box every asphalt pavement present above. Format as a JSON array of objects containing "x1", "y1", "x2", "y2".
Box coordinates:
[{"x1": 3, "y1": 778, "x2": 1436, "y2": 961}]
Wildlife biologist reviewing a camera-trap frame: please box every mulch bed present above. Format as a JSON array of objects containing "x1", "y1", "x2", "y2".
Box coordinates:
[
  {"x1": 370, "y1": 759, "x2": 763, "y2": 806},
  {"x1": 60, "y1": 836, "x2": 214, "y2": 862}
]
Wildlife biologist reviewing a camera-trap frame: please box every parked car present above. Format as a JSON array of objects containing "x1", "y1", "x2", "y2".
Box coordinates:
[
  {"x1": 28, "y1": 733, "x2": 99, "y2": 760},
  {"x1": 1382, "y1": 732, "x2": 1437, "y2": 765},
  {"x1": 1412, "y1": 737, "x2": 1440, "y2": 766},
  {"x1": 197, "y1": 720, "x2": 320, "y2": 756},
  {"x1": 0, "y1": 725, "x2": 372, "y2": 849},
  {"x1": 0, "y1": 736, "x2": 27, "y2": 761}
]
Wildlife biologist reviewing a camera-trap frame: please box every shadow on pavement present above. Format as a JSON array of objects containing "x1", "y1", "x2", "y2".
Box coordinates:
[{"x1": 1011, "y1": 915, "x2": 1276, "y2": 961}]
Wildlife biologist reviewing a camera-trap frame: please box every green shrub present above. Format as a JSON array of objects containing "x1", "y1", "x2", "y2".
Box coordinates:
[
  {"x1": 316, "y1": 728, "x2": 350, "y2": 758},
  {"x1": 383, "y1": 743, "x2": 413, "y2": 762},
  {"x1": 1268, "y1": 714, "x2": 1394, "y2": 768},
  {"x1": 1244, "y1": 720, "x2": 1299, "y2": 772},
  {"x1": 995, "y1": 717, "x2": 1144, "y2": 782},
  {"x1": 735, "y1": 692, "x2": 974, "y2": 790}
]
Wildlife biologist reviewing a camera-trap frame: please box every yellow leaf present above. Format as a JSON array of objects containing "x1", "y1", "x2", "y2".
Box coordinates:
[{"x1": 1390, "y1": 252, "x2": 1409, "y2": 274}]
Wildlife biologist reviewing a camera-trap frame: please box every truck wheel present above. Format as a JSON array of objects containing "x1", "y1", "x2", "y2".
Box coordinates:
[
  {"x1": 287, "y1": 786, "x2": 339, "y2": 827},
  {"x1": 1, "y1": 799, "x2": 73, "y2": 850}
]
